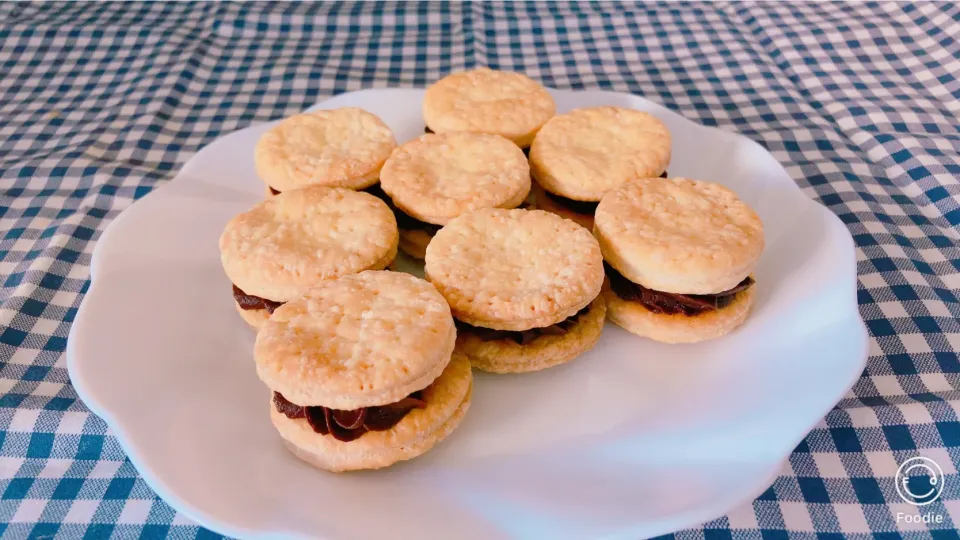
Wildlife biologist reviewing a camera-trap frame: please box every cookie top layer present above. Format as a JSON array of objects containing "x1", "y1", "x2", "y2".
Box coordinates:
[
  {"x1": 594, "y1": 177, "x2": 764, "y2": 294},
  {"x1": 254, "y1": 107, "x2": 397, "y2": 192},
  {"x1": 423, "y1": 68, "x2": 555, "y2": 148},
  {"x1": 529, "y1": 106, "x2": 671, "y2": 201},
  {"x1": 219, "y1": 187, "x2": 399, "y2": 302},
  {"x1": 424, "y1": 209, "x2": 604, "y2": 331},
  {"x1": 255, "y1": 271, "x2": 457, "y2": 409},
  {"x1": 380, "y1": 132, "x2": 531, "y2": 225}
]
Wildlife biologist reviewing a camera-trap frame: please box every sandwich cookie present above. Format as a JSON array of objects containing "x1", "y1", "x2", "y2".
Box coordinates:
[
  {"x1": 529, "y1": 106, "x2": 671, "y2": 229},
  {"x1": 219, "y1": 187, "x2": 398, "y2": 328},
  {"x1": 423, "y1": 68, "x2": 555, "y2": 151},
  {"x1": 425, "y1": 209, "x2": 605, "y2": 373},
  {"x1": 255, "y1": 107, "x2": 396, "y2": 195},
  {"x1": 593, "y1": 177, "x2": 764, "y2": 343},
  {"x1": 379, "y1": 132, "x2": 531, "y2": 259},
  {"x1": 255, "y1": 270, "x2": 471, "y2": 472}
]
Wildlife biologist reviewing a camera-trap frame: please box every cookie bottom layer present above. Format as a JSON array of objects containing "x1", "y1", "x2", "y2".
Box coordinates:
[
  {"x1": 235, "y1": 302, "x2": 270, "y2": 329},
  {"x1": 271, "y1": 353, "x2": 472, "y2": 472},
  {"x1": 455, "y1": 297, "x2": 606, "y2": 374},
  {"x1": 603, "y1": 281, "x2": 755, "y2": 343},
  {"x1": 398, "y1": 229, "x2": 433, "y2": 260},
  {"x1": 532, "y1": 182, "x2": 594, "y2": 230}
]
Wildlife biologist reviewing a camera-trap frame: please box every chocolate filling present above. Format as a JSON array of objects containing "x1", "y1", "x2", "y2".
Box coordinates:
[
  {"x1": 604, "y1": 262, "x2": 754, "y2": 316},
  {"x1": 362, "y1": 183, "x2": 444, "y2": 235},
  {"x1": 232, "y1": 284, "x2": 285, "y2": 314},
  {"x1": 455, "y1": 305, "x2": 591, "y2": 346},
  {"x1": 543, "y1": 192, "x2": 601, "y2": 215},
  {"x1": 424, "y1": 126, "x2": 530, "y2": 157},
  {"x1": 543, "y1": 170, "x2": 669, "y2": 215},
  {"x1": 273, "y1": 391, "x2": 427, "y2": 442},
  {"x1": 269, "y1": 186, "x2": 280, "y2": 195}
]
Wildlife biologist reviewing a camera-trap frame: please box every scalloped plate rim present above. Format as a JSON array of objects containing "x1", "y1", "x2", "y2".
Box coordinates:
[{"x1": 66, "y1": 87, "x2": 868, "y2": 540}]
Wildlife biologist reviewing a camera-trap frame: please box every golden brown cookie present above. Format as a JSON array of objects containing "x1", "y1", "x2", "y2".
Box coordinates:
[
  {"x1": 603, "y1": 281, "x2": 755, "y2": 343},
  {"x1": 254, "y1": 270, "x2": 456, "y2": 410},
  {"x1": 593, "y1": 177, "x2": 764, "y2": 294},
  {"x1": 380, "y1": 132, "x2": 530, "y2": 225},
  {"x1": 254, "y1": 107, "x2": 397, "y2": 192},
  {"x1": 529, "y1": 106, "x2": 671, "y2": 201},
  {"x1": 219, "y1": 187, "x2": 399, "y2": 330},
  {"x1": 424, "y1": 208, "x2": 604, "y2": 331},
  {"x1": 456, "y1": 297, "x2": 606, "y2": 373},
  {"x1": 271, "y1": 353, "x2": 472, "y2": 472},
  {"x1": 423, "y1": 68, "x2": 555, "y2": 148}
]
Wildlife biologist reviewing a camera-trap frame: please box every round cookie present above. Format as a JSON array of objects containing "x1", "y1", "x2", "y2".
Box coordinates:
[
  {"x1": 271, "y1": 353, "x2": 472, "y2": 472},
  {"x1": 532, "y1": 182, "x2": 594, "y2": 230},
  {"x1": 254, "y1": 107, "x2": 397, "y2": 192},
  {"x1": 603, "y1": 281, "x2": 755, "y2": 343},
  {"x1": 220, "y1": 187, "x2": 398, "y2": 303},
  {"x1": 380, "y1": 132, "x2": 531, "y2": 225},
  {"x1": 424, "y1": 208, "x2": 604, "y2": 331},
  {"x1": 529, "y1": 106, "x2": 671, "y2": 201},
  {"x1": 594, "y1": 177, "x2": 764, "y2": 294},
  {"x1": 423, "y1": 68, "x2": 555, "y2": 148},
  {"x1": 254, "y1": 270, "x2": 456, "y2": 410},
  {"x1": 457, "y1": 297, "x2": 606, "y2": 374}
]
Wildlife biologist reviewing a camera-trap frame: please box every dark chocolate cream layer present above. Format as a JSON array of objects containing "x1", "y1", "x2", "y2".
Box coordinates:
[
  {"x1": 543, "y1": 170, "x2": 668, "y2": 215},
  {"x1": 604, "y1": 262, "x2": 753, "y2": 316},
  {"x1": 232, "y1": 284, "x2": 285, "y2": 314},
  {"x1": 455, "y1": 305, "x2": 591, "y2": 346},
  {"x1": 273, "y1": 391, "x2": 427, "y2": 442},
  {"x1": 362, "y1": 183, "x2": 443, "y2": 235},
  {"x1": 424, "y1": 126, "x2": 530, "y2": 157}
]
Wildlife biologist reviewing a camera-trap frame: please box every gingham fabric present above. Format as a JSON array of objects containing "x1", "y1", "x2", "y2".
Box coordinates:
[{"x1": 1, "y1": 1, "x2": 958, "y2": 538}]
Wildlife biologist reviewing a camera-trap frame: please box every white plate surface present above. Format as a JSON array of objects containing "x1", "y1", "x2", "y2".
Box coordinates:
[{"x1": 67, "y1": 88, "x2": 868, "y2": 540}]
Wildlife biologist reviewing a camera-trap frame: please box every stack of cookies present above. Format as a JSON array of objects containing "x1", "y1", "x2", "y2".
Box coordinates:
[
  {"x1": 530, "y1": 106, "x2": 671, "y2": 229},
  {"x1": 254, "y1": 107, "x2": 396, "y2": 196},
  {"x1": 379, "y1": 132, "x2": 531, "y2": 259},
  {"x1": 219, "y1": 186, "x2": 398, "y2": 329},
  {"x1": 594, "y1": 177, "x2": 764, "y2": 343},
  {"x1": 425, "y1": 208, "x2": 606, "y2": 374},
  {"x1": 217, "y1": 67, "x2": 765, "y2": 473},
  {"x1": 423, "y1": 67, "x2": 556, "y2": 151},
  {"x1": 255, "y1": 271, "x2": 471, "y2": 472}
]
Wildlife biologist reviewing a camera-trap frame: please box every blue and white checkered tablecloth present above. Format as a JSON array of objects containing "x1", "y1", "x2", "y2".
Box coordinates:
[{"x1": 1, "y1": 1, "x2": 959, "y2": 538}]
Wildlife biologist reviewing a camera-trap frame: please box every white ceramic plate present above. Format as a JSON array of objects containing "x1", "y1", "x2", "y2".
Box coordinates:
[{"x1": 67, "y1": 88, "x2": 867, "y2": 540}]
